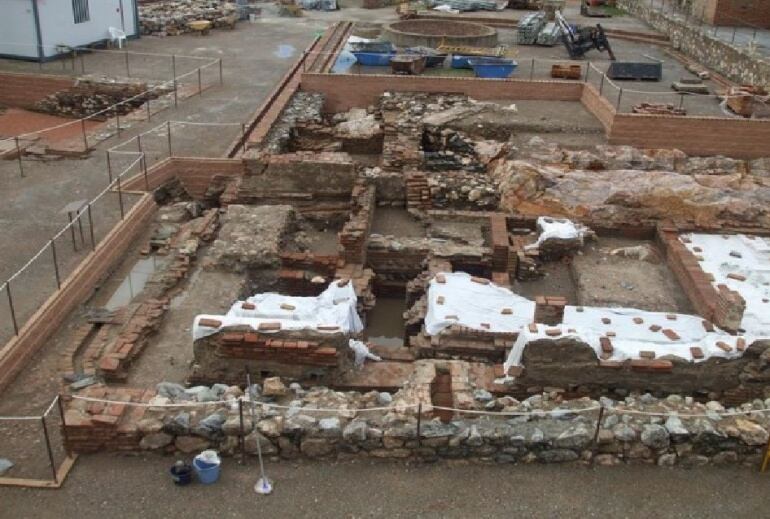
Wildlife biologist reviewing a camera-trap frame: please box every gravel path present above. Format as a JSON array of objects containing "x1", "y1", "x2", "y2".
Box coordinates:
[{"x1": 1, "y1": 454, "x2": 767, "y2": 518}]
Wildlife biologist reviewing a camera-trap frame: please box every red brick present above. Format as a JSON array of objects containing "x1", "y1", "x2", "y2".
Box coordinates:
[{"x1": 690, "y1": 347, "x2": 705, "y2": 360}]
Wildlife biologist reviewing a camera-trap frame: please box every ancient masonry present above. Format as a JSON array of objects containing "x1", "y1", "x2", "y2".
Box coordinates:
[{"x1": 4, "y1": 20, "x2": 770, "y2": 471}]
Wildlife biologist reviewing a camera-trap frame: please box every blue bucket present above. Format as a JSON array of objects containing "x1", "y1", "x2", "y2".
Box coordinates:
[
  {"x1": 469, "y1": 57, "x2": 518, "y2": 79},
  {"x1": 193, "y1": 457, "x2": 221, "y2": 485}
]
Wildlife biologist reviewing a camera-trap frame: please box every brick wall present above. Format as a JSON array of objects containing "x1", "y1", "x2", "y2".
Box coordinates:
[
  {"x1": 709, "y1": 0, "x2": 770, "y2": 29},
  {"x1": 580, "y1": 83, "x2": 615, "y2": 133},
  {"x1": 300, "y1": 73, "x2": 585, "y2": 113},
  {"x1": 0, "y1": 195, "x2": 157, "y2": 393},
  {"x1": 609, "y1": 112, "x2": 770, "y2": 159},
  {"x1": 122, "y1": 157, "x2": 244, "y2": 198},
  {"x1": 0, "y1": 72, "x2": 75, "y2": 109},
  {"x1": 657, "y1": 227, "x2": 745, "y2": 331}
]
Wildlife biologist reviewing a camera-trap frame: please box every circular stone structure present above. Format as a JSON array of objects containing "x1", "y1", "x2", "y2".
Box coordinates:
[{"x1": 382, "y1": 20, "x2": 498, "y2": 49}]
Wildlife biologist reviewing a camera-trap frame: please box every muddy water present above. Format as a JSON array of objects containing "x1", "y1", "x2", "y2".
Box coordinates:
[
  {"x1": 366, "y1": 297, "x2": 406, "y2": 347},
  {"x1": 105, "y1": 255, "x2": 167, "y2": 310}
]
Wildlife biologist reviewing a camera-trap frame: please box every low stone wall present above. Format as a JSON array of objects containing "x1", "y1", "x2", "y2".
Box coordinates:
[
  {"x1": 63, "y1": 382, "x2": 770, "y2": 468},
  {"x1": 617, "y1": 0, "x2": 770, "y2": 86}
]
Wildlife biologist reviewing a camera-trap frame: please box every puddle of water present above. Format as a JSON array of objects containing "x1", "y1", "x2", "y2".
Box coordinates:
[
  {"x1": 274, "y1": 44, "x2": 296, "y2": 59},
  {"x1": 105, "y1": 256, "x2": 167, "y2": 311},
  {"x1": 366, "y1": 297, "x2": 406, "y2": 348}
]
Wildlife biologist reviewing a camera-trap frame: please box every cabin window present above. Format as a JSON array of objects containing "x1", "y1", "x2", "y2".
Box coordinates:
[{"x1": 72, "y1": 0, "x2": 90, "y2": 24}]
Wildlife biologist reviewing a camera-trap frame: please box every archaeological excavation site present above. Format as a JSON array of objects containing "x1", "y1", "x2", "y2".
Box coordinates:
[{"x1": 2, "y1": 0, "x2": 770, "y2": 489}]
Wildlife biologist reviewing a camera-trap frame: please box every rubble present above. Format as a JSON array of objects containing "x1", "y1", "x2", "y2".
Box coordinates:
[
  {"x1": 138, "y1": 0, "x2": 238, "y2": 36},
  {"x1": 34, "y1": 75, "x2": 169, "y2": 120}
]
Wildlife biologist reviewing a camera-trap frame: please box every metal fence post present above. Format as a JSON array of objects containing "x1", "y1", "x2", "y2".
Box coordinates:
[
  {"x1": 41, "y1": 414, "x2": 59, "y2": 483},
  {"x1": 172, "y1": 55, "x2": 178, "y2": 108},
  {"x1": 731, "y1": 26, "x2": 738, "y2": 44},
  {"x1": 51, "y1": 239, "x2": 61, "y2": 289},
  {"x1": 599, "y1": 73, "x2": 605, "y2": 95},
  {"x1": 81, "y1": 118, "x2": 88, "y2": 152},
  {"x1": 417, "y1": 401, "x2": 422, "y2": 447},
  {"x1": 137, "y1": 133, "x2": 143, "y2": 153},
  {"x1": 679, "y1": 93, "x2": 685, "y2": 110},
  {"x1": 591, "y1": 406, "x2": 606, "y2": 466},
  {"x1": 15, "y1": 137, "x2": 24, "y2": 178},
  {"x1": 241, "y1": 123, "x2": 247, "y2": 154},
  {"x1": 125, "y1": 49, "x2": 130, "y2": 77},
  {"x1": 142, "y1": 153, "x2": 150, "y2": 191},
  {"x1": 238, "y1": 398, "x2": 246, "y2": 464},
  {"x1": 529, "y1": 58, "x2": 535, "y2": 80},
  {"x1": 6, "y1": 281, "x2": 19, "y2": 336},
  {"x1": 87, "y1": 203, "x2": 95, "y2": 250},
  {"x1": 106, "y1": 151, "x2": 114, "y2": 184},
  {"x1": 219, "y1": 58, "x2": 223, "y2": 86},
  {"x1": 117, "y1": 175, "x2": 125, "y2": 220},
  {"x1": 616, "y1": 87, "x2": 624, "y2": 111},
  {"x1": 584, "y1": 63, "x2": 591, "y2": 83},
  {"x1": 198, "y1": 67, "x2": 203, "y2": 96},
  {"x1": 58, "y1": 395, "x2": 72, "y2": 457},
  {"x1": 167, "y1": 121, "x2": 173, "y2": 157}
]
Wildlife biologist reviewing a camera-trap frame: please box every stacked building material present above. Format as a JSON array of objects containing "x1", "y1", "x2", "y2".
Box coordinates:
[{"x1": 632, "y1": 103, "x2": 686, "y2": 116}]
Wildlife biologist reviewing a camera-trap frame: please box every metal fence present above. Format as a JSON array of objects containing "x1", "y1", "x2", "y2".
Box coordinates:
[
  {"x1": 643, "y1": 0, "x2": 768, "y2": 54},
  {"x1": 1, "y1": 44, "x2": 223, "y2": 178}
]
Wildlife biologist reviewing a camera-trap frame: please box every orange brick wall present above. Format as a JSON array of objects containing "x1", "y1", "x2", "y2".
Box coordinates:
[
  {"x1": 300, "y1": 73, "x2": 585, "y2": 113},
  {"x1": 122, "y1": 157, "x2": 244, "y2": 198},
  {"x1": 608, "y1": 112, "x2": 770, "y2": 159},
  {"x1": 0, "y1": 72, "x2": 75, "y2": 109},
  {"x1": 0, "y1": 195, "x2": 157, "y2": 393},
  {"x1": 710, "y1": 0, "x2": 770, "y2": 29}
]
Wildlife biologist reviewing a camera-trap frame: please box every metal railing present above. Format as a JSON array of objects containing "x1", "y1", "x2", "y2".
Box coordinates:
[{"x1": 0, "y1": 44, "x2": 223, "y2": 178}]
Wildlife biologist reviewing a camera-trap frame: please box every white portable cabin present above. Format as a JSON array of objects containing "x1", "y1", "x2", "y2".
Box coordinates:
[{"x1": 0, "y1": 0, "x2": 139, "y2": 61}]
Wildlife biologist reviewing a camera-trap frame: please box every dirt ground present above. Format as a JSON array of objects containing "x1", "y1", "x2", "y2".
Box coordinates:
[
  {"x1": 2, "y1": 454, "x2": 770, "y2": 518},
  {"x1": 571, "y1": 237, "x2": 694, "y2": 312}
]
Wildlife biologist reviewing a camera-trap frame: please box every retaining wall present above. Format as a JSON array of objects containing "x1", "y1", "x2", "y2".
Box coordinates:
[
  {"x1": 0, "y1": 72, "x2": 75, "y2": 109},
  {"x1": 300, "y1": 74, "x2": 585, "y2": 113},
  {"x1": 618, "y1": 0, "x2": 770, "y2": 86},
  {"x1": 122, "y1": 157, "x2": 244, "y2": 198}
]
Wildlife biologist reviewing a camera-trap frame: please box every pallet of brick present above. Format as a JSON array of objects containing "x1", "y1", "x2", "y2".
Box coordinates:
[
  {"x1": 632, "y1": 103, "x2": 686, "y2": 116},
  {"x1": 551, "y1": 64, "x2": 582, "y2": 80}
]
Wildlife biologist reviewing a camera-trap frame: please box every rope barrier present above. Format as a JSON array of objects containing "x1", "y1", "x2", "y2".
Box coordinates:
[
  {"x1": 68, "y1": 394, "x2": 419, "y2": 413},
  {"x1": 59, "y1": 394, "x2": 770, "y2": 420},
  {"x1": 0, "y1": 395, "x2": 58, "y2": 421}
]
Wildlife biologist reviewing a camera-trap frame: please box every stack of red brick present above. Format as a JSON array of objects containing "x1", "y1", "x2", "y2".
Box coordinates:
[
  {"x1": 212, "y1": 331, "x2": 340, "y2": 367},
  {"x1": 98, "y1": 298, "x2": 168, "y2": 380}
]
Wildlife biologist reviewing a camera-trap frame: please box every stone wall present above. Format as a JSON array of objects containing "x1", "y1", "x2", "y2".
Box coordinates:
[
  {"x1": 617, "y1": 0, "x2": 770, "y2": 86},
  {"x1": 63, "y1": 381, "x2": 770, "y2": 468}
]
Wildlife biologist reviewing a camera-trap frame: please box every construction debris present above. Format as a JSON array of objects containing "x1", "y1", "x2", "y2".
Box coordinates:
[{"x1": 632, "y1": 103, "x2": 687, "y2": 116}]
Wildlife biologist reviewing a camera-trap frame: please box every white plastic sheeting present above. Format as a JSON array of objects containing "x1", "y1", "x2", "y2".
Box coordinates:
[
  {"x1": 193, "y1": 281, "x2": 363, "y2": 340},
  {"x1": 349, "y1": 339, "x2": 382, "y2": 368},
  {"x1": 524, "y1": 216, "x2": 592, "y2": 251},
  {"x1": 424, "y1": 272, "x2": 535, "y2": 335},
  {"x1": 502, "y1": 305, "x2": 751, "y2": 375},
  {"x1": 682, "y1": 233, "x2": 770, "y2": 336}
]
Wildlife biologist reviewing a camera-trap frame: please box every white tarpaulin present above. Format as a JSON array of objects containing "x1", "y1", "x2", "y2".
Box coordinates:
[
  {"x1": 503, "y1": 305, "x2": 753, "y2": 376},
  {"x1": 524, "y1": 216, "x2": 592, "y2": 251},
  {"x1": 682, "y1": 233, "x2": 770, "y2": 336},
  {"x1": 193, "y1": 281, "x2": 363, "y2": 340},
  {"x1": 424, "y1": 272, "x2": 535, "y2": 335}
]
